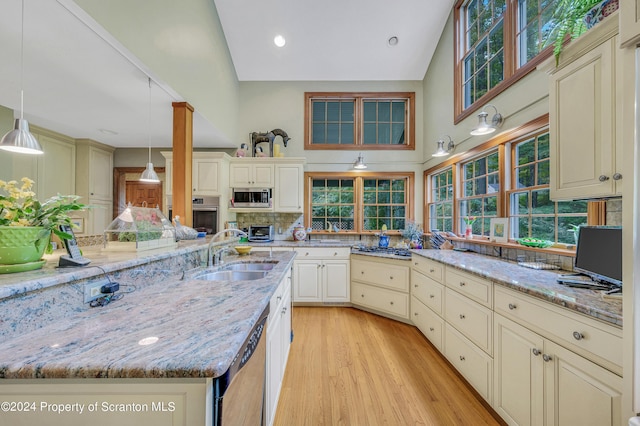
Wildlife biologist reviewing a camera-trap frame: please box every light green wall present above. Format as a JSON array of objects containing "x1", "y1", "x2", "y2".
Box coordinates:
[
  {"x1": 237, "y1": 80, "x2": 426, "y2": 219},
  {"x1": 74, "y1": 0, "x2": 240, "y2": 146},
  {"x1": 422, "y1": 12, "x2": 550, "y2": 167}
]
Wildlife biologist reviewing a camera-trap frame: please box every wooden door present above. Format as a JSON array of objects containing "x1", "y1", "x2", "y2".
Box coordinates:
[{"x1": 125, "y1": 181, "x2": 162, "y2": 209}]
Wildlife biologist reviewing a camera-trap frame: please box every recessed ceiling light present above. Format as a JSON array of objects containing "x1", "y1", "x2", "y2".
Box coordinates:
[
  {"x1": 274, "y1": 35, "x2": 286, "y2": 48},
  {"x1": 388, "y1": 36, "x2": 399, "y2": 47}
]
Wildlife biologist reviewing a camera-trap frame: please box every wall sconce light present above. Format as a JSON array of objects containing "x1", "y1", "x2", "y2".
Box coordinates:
[
  {"x1": 352, "y1": 153, "x2": 367, "y2": 169},
  {"x1": 470, "y1": 104, "x2": 503, "y2": 136},
  {"x1": 432, "y1": 135, "x2": 455, "y2": 157}
]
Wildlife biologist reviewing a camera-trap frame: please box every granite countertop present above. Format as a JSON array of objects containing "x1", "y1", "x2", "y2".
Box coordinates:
[
  {"x1": 411, "y1": 249, "x2": 622, "y2": 327},
  {"x1": 0, "y1": 251, "x2": 296, "y2": 380},
  {"x1": 251, "y1": 239, "x2": 355, "y2": 248}
]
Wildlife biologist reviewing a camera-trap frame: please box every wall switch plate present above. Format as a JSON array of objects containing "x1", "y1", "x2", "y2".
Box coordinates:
[{"x1": 84, "y1": 278, "x2": 111, "y2": 304}]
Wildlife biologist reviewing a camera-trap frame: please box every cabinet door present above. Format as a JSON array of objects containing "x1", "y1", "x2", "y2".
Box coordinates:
[
  {"x1": 493, "y1": 314, "x2": 544, "y2": 426},
  {"x1": 230, "y1": 164, "x2": 252, "y2": 187},
  {"x1": 411, "y1": 296, "x2": 444, "y2": 352},
  {"x1": 323, "y1": 260, "x2": 350, "y2": 302},
  {"x1": 89, "y1": 147, "x2": 113, "y2": 200},
  {"x1": 280, "y1": 282, "x2": 292, "y2": 369},
  {"x1": 549, "y1": 38, "x2": 616, "y2": 200},
  {"x1": 293, "y1": 260, "x2": 322, "y2": 302},
  {"x1": 620, "y1": 0, "x2": 640, "y2": 47},
  {"x1": 88, "y1": 199, "x2": 113, "y2": 235},
  {"x1": 274, "y1": 164, "x2": 303, "y2": 212},
  {"x1": 37, "y1": 135, "x2": 75, "y2": 199},
  {"x1": 544, "y1": 340, "x2": 622, "y2": 426},
  {"x1": 253, "y1": 164, "x2": 274, "y2": 187},
  {"x1": 193, "y1": 159, "x2": 219, "y2": 194},
  {"x1": 266, "y1": 311, "x2": 283, "y2": 426}
]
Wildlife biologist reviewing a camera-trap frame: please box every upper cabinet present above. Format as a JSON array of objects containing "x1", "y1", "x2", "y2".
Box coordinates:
[
  {"x1": 229, "y1": 161, "x2": 274, "y2": 188},
  {"x1": 542, "y1": 14, "x2": 622, "y2": 200},
  {"x1": 161, "y1": 152, "x2": 231, "y2": 197},
  {"x1": 274, "y1": 163, "x2": 304, "y2": 213},
  {"x1": 620, "y1": 0, "x2": 640, "y2": 47}
]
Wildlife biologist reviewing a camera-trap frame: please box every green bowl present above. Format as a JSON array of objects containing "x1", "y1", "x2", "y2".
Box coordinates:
[{"x1": 516, "y1": 238, "x2": 554, "y2": 248}]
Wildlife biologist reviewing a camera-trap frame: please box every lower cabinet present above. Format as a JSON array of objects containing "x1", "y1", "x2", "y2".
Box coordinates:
[
  {"x1": 411, "y1": 295, "x2": 444, "y2": 352},
  {"x1": 494, "y1": 314, "x2": 622, "y2": 426},
  {"x1": 445, "y1": 324, "x2": 493, "y2": 402},
  {"x1": 293, "y1": 248, "x2": 350, "y2": 303},
  {"x1": 350, "y1": 255, "x2": 410, "y2": 321},
  {"x1": 265, "y1": 270, "x2": 292, "y2": 426}
]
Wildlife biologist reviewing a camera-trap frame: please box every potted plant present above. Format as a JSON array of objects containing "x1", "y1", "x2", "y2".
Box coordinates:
[
  {"x1": 550, "y1": 0, "x2": 619, "y2": 64},
  {"x1": 0, "y1": 177, "x2": 85, "y2": 270}
]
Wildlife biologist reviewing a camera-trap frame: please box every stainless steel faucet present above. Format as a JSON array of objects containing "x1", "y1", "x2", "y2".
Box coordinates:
[{"x1": 207, "y1": 228, "x2": 248, "y2": 267}]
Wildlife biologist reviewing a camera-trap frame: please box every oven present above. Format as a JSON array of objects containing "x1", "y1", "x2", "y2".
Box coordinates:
[{"x1": 167, "y1": 196, "x2": 219, "y2": 235}]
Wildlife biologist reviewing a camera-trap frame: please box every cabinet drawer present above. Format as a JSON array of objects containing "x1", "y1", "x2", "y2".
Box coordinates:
[
  {"x1": 294, "y1": 247, "x2": 350, "y2": 258},
  {"x1": 444, "y1": 324, "x2": 492, "y2": 403},
  {"x1": 269, "y1": 280, "x2": 285, "y2": 323},
  {"x1": 445, "y1": 288, "x2": 492, "y2": 355},
  {"x1": 445, "y1": 268, "x2": 492, "y2": 308},
  {"x1": 351, "y1": 259, "x2": 409, "y2": 292},
  {"x1": 411, "y1": 270, "x2": 444, "y2": 315},
  {"x1": 411, "y1": 296, "x2": 444, "y2": 352},
  {"x1": 352, "y1": 282, "x2": 409, "y2": 319},
  {"x1": 494, "y1": 286, "x2": 622, "y2": 370},
  {"x1": 411, "y1": 256, "x2": 443, "y2": 283}
]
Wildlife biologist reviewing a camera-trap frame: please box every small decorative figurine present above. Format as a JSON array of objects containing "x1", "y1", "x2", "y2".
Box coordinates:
[{"x1": 236, "y1": 143, "x2": 248, "y2": 157}]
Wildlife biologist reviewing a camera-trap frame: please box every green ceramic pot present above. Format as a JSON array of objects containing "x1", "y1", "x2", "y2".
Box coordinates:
[{"x1": 0, "y1": 226, "x2": 50, "y2": 265}]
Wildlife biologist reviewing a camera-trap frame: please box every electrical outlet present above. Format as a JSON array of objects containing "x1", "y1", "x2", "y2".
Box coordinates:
[{"x1": 84, "y1": 278, "x2": 111, "y2": 304}]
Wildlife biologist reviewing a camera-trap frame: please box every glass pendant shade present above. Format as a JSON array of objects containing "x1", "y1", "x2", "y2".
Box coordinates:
[
  {"x1": 140, "y1": 162, "x2": 160, "y2": 182},
  {"x1": 470, "y1": 104, "x2": 503, "y2": 136},
  {"x1": 0, "y1": 118, "x2": 43, "y2": 154},
  {"x1": 432, "y1": 135, "x2": 454, "y2": 157}
]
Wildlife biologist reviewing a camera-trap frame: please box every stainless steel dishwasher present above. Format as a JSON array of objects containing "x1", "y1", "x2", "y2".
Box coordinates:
[{"x1": 213, "y1": 305, "x2": 269, "y2": 426}]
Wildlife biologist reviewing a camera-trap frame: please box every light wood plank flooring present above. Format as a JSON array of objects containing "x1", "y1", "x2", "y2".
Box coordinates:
[{"x1": 274, "y1": 307, "x2": 502, "y2": 426}]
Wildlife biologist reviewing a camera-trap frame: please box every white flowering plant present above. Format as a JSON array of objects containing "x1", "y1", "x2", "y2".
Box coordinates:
[{"x1": 0, "y1": 177, "x2": 86, "y2": 244}]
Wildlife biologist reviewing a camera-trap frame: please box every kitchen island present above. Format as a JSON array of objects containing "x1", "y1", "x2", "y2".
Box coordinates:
[{"x1": 0, "y1": 239, "x2": 296, "y2": 426}]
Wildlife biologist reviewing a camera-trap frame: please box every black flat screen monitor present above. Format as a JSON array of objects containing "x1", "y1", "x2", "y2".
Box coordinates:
[{"x1": 574, "y1": 226, "x2": 622, "y2": 286}]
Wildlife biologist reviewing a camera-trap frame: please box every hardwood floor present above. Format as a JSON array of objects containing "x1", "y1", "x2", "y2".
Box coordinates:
[{"x1": 274, "y1": 307, "x2": 502, "y2": 426}]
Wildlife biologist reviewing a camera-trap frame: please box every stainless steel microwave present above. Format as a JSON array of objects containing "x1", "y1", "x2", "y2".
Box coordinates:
[{"x1": 232, "y1": 188, "x2": 271, "y2": 208}]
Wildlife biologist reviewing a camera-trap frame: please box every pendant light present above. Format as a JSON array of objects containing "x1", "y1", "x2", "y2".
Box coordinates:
[
  {"x1": 352, "y1": 153, "x2": 367, "y2": 169},
  {"x1": 140, "y1": 77, "x2": 160, "y2": 182},
  {"x1": 0, "y1": 0, "x2": 43, "y2": 155}
]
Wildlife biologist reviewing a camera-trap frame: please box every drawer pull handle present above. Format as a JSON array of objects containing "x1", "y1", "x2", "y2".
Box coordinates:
[
  {"x1": 334, "y1": 252, "x2": 338, "y2": 256},
  {"x1": 414, "y1": 312, "x2": 418, "y2": 316},
  {"x1": 361, "y1": 271, "x2": 364, "y2": 274},
  {"x1": 361, "y1": 294, "x2": 365, "y2": 298},
  {"x1": 459, "y1": 314, "x2": 465, "y2": 319},
  {"x1": 429, "y1": 327, "x2": 435, "y2": 332},
  {"x1": 390, "y1": 301, "x2": 394, "y2": 305},
  {"x1": 277, "y1": 296, "x2": 282, "y2": 301},
  {"x1": 429, "y1": 294, "x2": 435, "y2": 299},
  {"x1": 572, "y1": 331, "x2": 584, "y2": 341},
  {"x1": 414, "y1": 262, "x2": 419, "y2": 266},
  {"x1": 305, "y1": 252, "x2": 309, "y2": 256},
  {"x1": 430, "y1": 268, "x2": 435, "y2": 273},
  {"x1": 414, "y1": 284, "x2": 418, "y2": 288},
  {"x1": 459, "y1": 281, "x2": 466, "y2": 286},
  {"x1": 542, "y1": 354, "x2": 552, "y2": 362},
  {"x1": 459, "y1": 355, "x2": 465, "y2": 361},
  {"x1": 390, "y1": 276, "x2": 394, "y2": 280},
  {"x1": 532, "y1": 348, "x2": 541, "y2": 356},
  {"x1": 508, "y1": 303, "x2": 517, "y2": 310}
]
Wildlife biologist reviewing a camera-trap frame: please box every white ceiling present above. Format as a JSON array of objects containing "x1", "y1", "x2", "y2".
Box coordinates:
[
  {"x1": 0, "y1": 0, "x2": 453, "y2": 149},
  {"x1": 214, "y1": 0, "x2": 454, "y2": 81}
]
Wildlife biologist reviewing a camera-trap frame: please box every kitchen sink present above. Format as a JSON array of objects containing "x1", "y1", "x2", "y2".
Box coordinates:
[
  {"x1": 224, "y1": 262, "x2": 275, "y2": 271},
  {"x1": 194, "y1": 270, "x2": 267, "y2": 281}
]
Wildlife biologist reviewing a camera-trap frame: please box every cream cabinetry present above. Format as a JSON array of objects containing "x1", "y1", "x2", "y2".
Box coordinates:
[
  {"x1": 75, "y1": 139, "x2": 114, "y2": 235},
  {"x1": 266, "y1": 270, "x2": 292, "y2": 426},
  {"x1": 351, "y1": 255, "x2": 410, "y2": 321},
  {"x1": 544, "y1": 15, "x2": 622, "y2": 200},
  {"x1": 293, "y1": 247, "x2": 350, "y2": 303},
  {"x1": 411, "y1": 258, "x2": 446, "y2": 352},
  {"x1": 230, "y1": 161, "x2": 274, "y2": 188},
  {"x1": 161, "y1": 152, "x2": 231, "y2": 197},
  {"x1": 494, "y1": 313, "x2": 622, "y2": 426},
  {"x1": 620, "y1": 0, "x2": 640, "y2": 47},
  {"x1": 274, "y1": 163, "x2": 304, "y2": 212}
]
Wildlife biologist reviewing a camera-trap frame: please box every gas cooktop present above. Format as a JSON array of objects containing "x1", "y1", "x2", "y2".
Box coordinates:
[{"x1": 352, "y1": 246, "x2": 412, "y2": 258}]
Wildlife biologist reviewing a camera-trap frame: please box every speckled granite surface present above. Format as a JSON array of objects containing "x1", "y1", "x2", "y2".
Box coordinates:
[
  {"x1": 0, "y1": 251, "x2": 296, "y2": 379},
  {"x1": 411, "y1": 249, "x2": 622, "y2": 327}
]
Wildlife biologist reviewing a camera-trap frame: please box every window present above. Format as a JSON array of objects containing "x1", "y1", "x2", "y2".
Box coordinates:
[
  {"x1": 428, "y1": 168, "x2": 454, "y2": 232},
  {"x1": 307, "y1": 172, "x2": 414, "y2": 233},
  {"x1": 305, "y1": 93, "x2": 415, "y2": 150},
  {"x1": 458, "y1": 150, "x2": 500, "y2": 235},
  {"x1": 425, "y1": 116, "x2": 593, "y2": 246},
  {"x1": 455, "y1": 0, "x2": 557, "y2": 118},
  {"x1": 508, "y1": 132, "x2": 588, "y2": 243}
]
